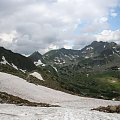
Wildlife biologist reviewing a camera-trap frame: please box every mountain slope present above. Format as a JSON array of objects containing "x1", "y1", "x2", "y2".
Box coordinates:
[
  {"x1": 27, "y1": 41, "x2": 120, "y2": 100},
  {"x1": 0, "y1": 72, "x2": 119, "y2": 105},
  {"x1": 80, "y1": 41, "x2": 117, "y2": 58},
  {"x1": 39, "y1": 41, "x2": 120, "y2": 66},
  {"x1": 0, "y1": 47, "x2": 36, "y2": 71},
  {"x1": 29, "y1": 51, "x2": 43, "y2": 62},
  {"x1": 42, "y1": 48, "x2": 81, "y2": 66},
  {"x1": 28, "y1": 51, "x2": 45, "y2": 66},
  {"x1": 0, "y1": 72, "x2": 80, "y2": 104}
]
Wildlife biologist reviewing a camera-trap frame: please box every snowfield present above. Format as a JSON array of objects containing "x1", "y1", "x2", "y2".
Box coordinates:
[
  {"x1": 0, "y1": 104, "x2": 120, "y2": 120},
  {"x1": 0, "y1": 72, "x2": 120, "y2": 120},
  {"x1": 0, "y1": 72, "x2": 81, "y2": 104}
]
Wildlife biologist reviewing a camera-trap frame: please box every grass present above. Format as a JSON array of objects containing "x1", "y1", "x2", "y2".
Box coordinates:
[{"x1": 58, "y1": 69, "x2": 120, "y2": 100}]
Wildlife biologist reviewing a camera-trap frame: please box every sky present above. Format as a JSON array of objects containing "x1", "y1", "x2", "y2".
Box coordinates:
[{"x1": 0, "y1": 0, "x2": 120, "y2": 55}]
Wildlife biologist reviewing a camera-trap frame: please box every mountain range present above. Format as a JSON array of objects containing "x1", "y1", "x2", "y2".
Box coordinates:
[
  {"x1": 29, "y1": 41, "x2": 120, "y2": 67},
  {"x1": 0, "y1": 41, "x2": 120, "y2": 101}
]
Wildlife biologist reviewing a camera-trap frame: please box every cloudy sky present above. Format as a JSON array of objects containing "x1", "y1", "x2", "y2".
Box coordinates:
[{"x1": 0, "y1": 0, "x2": 120, "y2": 55}]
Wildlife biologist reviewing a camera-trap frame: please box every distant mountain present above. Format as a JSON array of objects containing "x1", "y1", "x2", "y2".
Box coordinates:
[
  {"x1": 38, "y1": 41, "x2": 120, "y2": 66},
  {"x1": 1, "y1": 41, "x2": 119, "y2": 70},
  {"x1": 43, "y1": 48, "x2": 81, "y2": 65},
  {"x1": 29, "y1": 51, "x2": 43, "y2": 62},
  {"x1": 45, "y1": 41, "x2": 120, "y2": 100},
  {"x1": 28, "y1": 51, "x2": 45, "y2": 66},
  {"x1": 0, "y1": 47, "x2": 36, "y2": 71},
  {"x1": 75, "y1": 41, "x2": 120, "y2": 70},
  {"x1": 80, "y1": 41, "x2": 117, "y2": 58}
]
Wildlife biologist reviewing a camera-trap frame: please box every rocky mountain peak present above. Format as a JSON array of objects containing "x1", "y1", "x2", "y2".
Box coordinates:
[{"x1": 29, "y1": 51, "x2": 42, "y2": 62}]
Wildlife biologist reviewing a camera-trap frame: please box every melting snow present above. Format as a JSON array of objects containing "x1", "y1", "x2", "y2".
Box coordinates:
[
  {"x1": 11, "y1": 63, "x2": 18, "y2": 70},
  {"x1": 116, "y1": 50, "x2": 120, "y2": 53},
  {"x1": 82, "y1": 51, "x2": 86, "y2": 54},
  {"x1": 34, "y1": 60, "x2": 45, "y2": 66},
  {"x1": 85, "y1": 56, "x2": 89, "y2": 59},
  {"x1": 52, "y1": 66, "x2": 58, "y2": 72},
  {"x1": 86, "y1": 47, "x2": 93, "y2": 50},
  {"x1": 74, "y1": 55, "x2": 79, "y2": 57},
  {"x1": 0, "y1": 56, "x2": 26, "y2": 72},
  {"x1": 30, "y1": 72, "x2": 44, "y2": 81},
  {"x1": 19, "y1": 69, "x2": 26, "y2": 73},
  {"x1": 65, "y1": 54, "x2": 73, "y2": 60},
  {"x1": 0, "y1": 56, "x2": 10, "y2": 65},
  {"x1": 86, "y1": 74, "x2": 89, "y2": 77},
  {"x1": 34, "y1": 60, "x2": 42, "y2": 65},
  {"x1": 0, "y1": 57, "x2": 18, "y2": 70}
]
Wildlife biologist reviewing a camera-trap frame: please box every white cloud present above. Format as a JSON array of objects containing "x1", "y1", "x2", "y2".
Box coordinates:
[
  {"x1": 96, "y1": 29, "x2": 120, "y2": 43},
  {"x1": 0, "y1": 31, "x2": 16, "y2": 43},
  {"x1": 0, "y1": 0, "x2": 119, "y2": 54},
  {"x1": 99, "y1": 17, "x2": 108, "y2": 23},
  {"x1": 111, "y1": 12, "x2": 118, "y2": 17},
  {"x1": 73, "y1": 34, "x2": 96, "y2": 50},
  {"x1": 80, "y1": 17, "x2": 109, "y2": 33}
]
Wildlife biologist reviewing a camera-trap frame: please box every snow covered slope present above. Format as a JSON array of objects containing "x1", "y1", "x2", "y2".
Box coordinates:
[
  {"x1": 0, "y1": 72, "x2": 120, "y2": 120},
  {"x1": 0, "y1": 72, "x2": 81, "y2": 104},
  {"x1": 0, "y1": 103, "x2": 120, "y2": 120},
  {"x1": 0, "y1": 72, "x2": 119, "y2": 107}
]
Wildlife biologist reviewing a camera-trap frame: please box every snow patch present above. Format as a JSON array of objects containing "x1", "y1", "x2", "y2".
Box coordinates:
[
  {"x1": 0, "y1": 56, "x2": 10, "y2": 65},
  {"x1": 34, "y1": 60, "x2": 45, "y2": 66},
  {"x1": 19, "y1": 69, "x2": 26, "y2": 73},
  {"x1": 86, "y1": 47, "x2": 93, "y2": 50},
  {"x1": 0, "y1": 56, "x2": 26, "y2": 72},
  {"x1": 86, "y1": 74, "x2": 89, "y2": 77},
  {"x1": 11, "y1": 63, "x2": 18, "y2": 70},
  {"x1": 74, "y1": 55, "x2": 79, "y2": 57},
  {"x1": 42, "y1": 64, "x2": 45, "y2": 66},
  {"x1": 54, "y1": 57, "x2": 65, "y2": 64},
  {"x1": 65, "y1": 54, "x2": 73, "y2": 60},
  {"x1": 30, "y1": 72, "x2": 44, "y2": 81},
  {"x1": 34, "y1": 60, "x2": 42, "y2": 66},
  {"x1": 116, "y1": 50, "x2": 120, "y2": 53},
  {"x1": 85, "y1": 56, "x2": 89, "y2": 59},
  {"x1": 52, "y1": 66, "x2": 58, "y2": 72},
  {"x1": 82, "y1": 51, "x2": 86, "y2": 54}
]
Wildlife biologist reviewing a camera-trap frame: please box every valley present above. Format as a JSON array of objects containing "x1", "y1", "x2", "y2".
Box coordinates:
[{"x1": 0, "y1": 41, "x2": 120, "y2": 119}]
